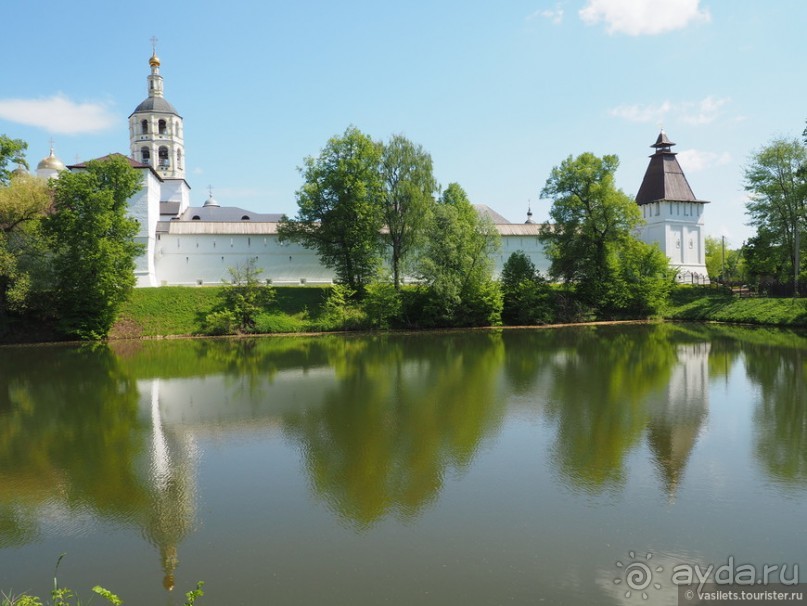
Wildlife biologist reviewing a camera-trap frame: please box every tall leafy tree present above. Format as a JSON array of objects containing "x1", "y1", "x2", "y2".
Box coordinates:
[
  {"x1": 500, "y1": 251, "x2": 553, "y2": 325},
  {"x1": 0, "y1": 174, "x2": 50, "y2": 326},
  {"x1": 743, "y1": 137, "x2": 807, "y2": 290},
  {"x1": 279, "y1": 126, "x2": 384, "y2": 293},
  {"x1": 539, "y1": 152, "x2": 669, "y2": 315},
  {"x1": 416, "y1": 183, "x2": 501, "y2": 326},
  {"x1": 45, "y1": 156, "x2": 144, "y2": 339},
  {"x1": 0, "y1": 135, "x2": 28, "y2": 185},
  {"x1": 380, "y1": 134, "x2": 436, "y2": 290}
]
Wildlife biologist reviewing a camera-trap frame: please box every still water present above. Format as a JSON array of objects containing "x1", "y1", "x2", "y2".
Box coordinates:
[{"x1": 0, "y1": 324, "x2": 805, "y2": 605}]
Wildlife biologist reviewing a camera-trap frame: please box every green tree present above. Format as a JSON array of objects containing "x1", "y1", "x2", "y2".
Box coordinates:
[
  {"x1": 278, "y1": 126, "x2": 384, "y2": 293},
  {"x1": 500, "y1": 250, "x2": 553, "y2": 325},
  {"x1": 539, "y1": 152, "x2": 668, "y2": 315},
  {"x1": 205, "y1": 258, "x2": 276, "y2": 334},
  {"x1": 0, "y1": 174, "x2": 50, "y2": 327},
  {"x1": 415, "y1": 183, "x2": 502, "y2": 326},
  {"x1": 45, "y1": 156, "x2": 144, "y2": 339},
  {"x1": 380, "y1": 134, "x2": 436, "y2": 290},
  {"x1": 0, "y1": 135, "x2": 28, "y2": 185},
  {"x1": 705, "y1": 235, "x2": 745, "y2": 283},
  {"x1": 744, "y1": 138, "x2": 807, "y2": 291}
]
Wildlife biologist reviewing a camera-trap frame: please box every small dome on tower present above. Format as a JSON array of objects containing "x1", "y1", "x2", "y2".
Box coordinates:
[
  {"x1": 203, "y1": 192, "x2": 220, "y2": 208},
  {"x1": 37, "y1": 147, "x2": 66, "y2": 173},
  {"x1": 149, "y1": 52, "x2": 161, "y2": 68},
  {"x1": 11, "y1": 162, "x2": 29, "y2": 179}
]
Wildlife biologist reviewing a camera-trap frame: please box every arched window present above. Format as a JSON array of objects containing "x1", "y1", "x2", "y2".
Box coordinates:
[
  {"x1": 176, "y1": 149, "x2": 182, "y2": 169},
  {"x1": 158, "y1": 119, "x2": 167, "y2": 135},
  {"x1": 192, "y1": 215, "x2": 201, "y2": 221},
  {"x1": 141, "y1": 147, "x2": 151, "y2": 164},
  {"x1": 141, "y1": 119, "x2": 148, "y2": 134},
  {"x1": 241, "y1": 215, "x2": 251, "y2": 221},
  {"x1": 158, "y1": 146, "x2": 169, "y2": 168}
]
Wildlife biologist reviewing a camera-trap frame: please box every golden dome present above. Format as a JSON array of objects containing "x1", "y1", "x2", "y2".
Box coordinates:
[
  {"x1": 37, "y1": 148, "x2": 66, "y2": 172},
  {"x1": 149, "y1": 52, "x2": 161, "y2": 68}
]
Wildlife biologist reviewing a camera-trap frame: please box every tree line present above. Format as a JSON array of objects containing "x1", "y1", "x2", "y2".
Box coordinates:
[
  {"x1": 276, "y1": 127, "x2": 673, "y2": 331},
  {"x1": 1, "y1": 126, "x2": 682, "y2": 340}
]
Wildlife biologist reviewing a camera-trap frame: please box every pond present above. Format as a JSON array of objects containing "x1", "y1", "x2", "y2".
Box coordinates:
[{"x1": 0, "y1": 324, "x2": 805, "y2": 605}]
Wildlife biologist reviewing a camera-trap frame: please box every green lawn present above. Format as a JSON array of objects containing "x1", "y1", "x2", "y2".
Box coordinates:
[
  {"x1": 113, "y1": 285, "x2": 330, "y2": 338},
  {"x1": 665, "y1": 286, "x2": 807, "y2": 327}
]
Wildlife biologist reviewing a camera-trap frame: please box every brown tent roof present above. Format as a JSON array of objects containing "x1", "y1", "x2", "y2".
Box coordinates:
[{"x1": 635, "y1": 131, "x2": 709, "y2": 205}]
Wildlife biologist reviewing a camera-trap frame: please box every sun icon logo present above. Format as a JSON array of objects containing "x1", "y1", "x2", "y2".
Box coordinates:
[{"x1": 614, "y1": 551, "x2": 663, "y2": 600}]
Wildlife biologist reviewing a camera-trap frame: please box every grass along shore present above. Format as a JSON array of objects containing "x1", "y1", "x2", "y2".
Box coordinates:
[
  {"x1": 664, "y1": 286, "x2": 807, "y2": 327},
  {"x1": 105, "y1": 284, "x2": 807, "y2": 341}
]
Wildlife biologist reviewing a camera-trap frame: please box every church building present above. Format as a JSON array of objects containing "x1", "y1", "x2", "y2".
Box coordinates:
[{"x1": 35, "y1": 49, "x2": 708, "y2": 287}]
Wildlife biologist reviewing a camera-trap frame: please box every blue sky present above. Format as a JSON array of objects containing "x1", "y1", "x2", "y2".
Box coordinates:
[{"x1": 3, "y1": 0, "x2": 805, "y2": 245}]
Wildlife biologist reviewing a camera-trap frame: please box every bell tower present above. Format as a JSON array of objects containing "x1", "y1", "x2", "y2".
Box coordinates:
[{"x1": 129, "y1": 39, "x2": 185, "y2": 180}]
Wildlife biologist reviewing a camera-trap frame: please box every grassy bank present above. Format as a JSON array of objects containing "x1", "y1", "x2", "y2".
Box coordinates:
[
  {"x1": 665, "y1": 287, "x2": 807, "y2": 327},
  {"x1": 111, "y1": 285, "x2": 330, "y2": 338}
]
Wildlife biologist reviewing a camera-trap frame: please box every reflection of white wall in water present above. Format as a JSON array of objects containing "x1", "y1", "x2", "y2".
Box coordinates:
[
  {"x1": 646, "y1": 342, "x2": 711, "y2": 500},
  {"x1": 139, "y1": 367, "x2": 339, "y2": 429},
  {"x1": 665, "y1": 342, "x2": 711, "y2": 414}
]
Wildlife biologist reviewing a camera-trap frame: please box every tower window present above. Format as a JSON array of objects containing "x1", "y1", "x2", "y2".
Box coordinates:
[
  {"x1": 176, "y1": 149, "x2": 182, "y2": 169},
  {"x1": 141, "y1": 147, "x2": 151, "y2": 164},
  {"x1": 158, "y1": 146, "x2": 169, "y2": 168},
  {"x1": 141, "y1": 119, "x2": 148, "y2": 134},
  {"x1": 158, "y1": 119, "x2": 167, "y2": 135}
]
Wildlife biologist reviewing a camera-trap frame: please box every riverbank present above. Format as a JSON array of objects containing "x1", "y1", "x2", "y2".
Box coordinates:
[
  {"x1": 3, "y1": 285, "x2": 805, "y2": 345},
  {"x1": 664, "y1": 287, "x2": 807, "y2": 327}
]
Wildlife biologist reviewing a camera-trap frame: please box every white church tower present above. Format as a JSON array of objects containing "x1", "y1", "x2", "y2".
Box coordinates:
[
  {"x1": 636, "y1": 131, "x2": 709, "y2": 283},
  {"x1": 127, "y1": 42, "x2": 191, "y2": 286},
  {"x1": 129, "y1": 40, "x2": 185, "y2": 180}
]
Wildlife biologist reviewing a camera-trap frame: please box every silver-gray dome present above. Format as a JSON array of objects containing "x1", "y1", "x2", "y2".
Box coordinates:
[{"x1": 131, "y1": 96, "x2": 179, "y2": 115}]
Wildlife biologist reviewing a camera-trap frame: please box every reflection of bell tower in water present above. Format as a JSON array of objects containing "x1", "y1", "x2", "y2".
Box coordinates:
[
  {"x1": 143, "y1": 379, "x2": 199, "y2": 591},
  {"x1": 646, "y1": 342, "x2": 710, "y2": 500}
]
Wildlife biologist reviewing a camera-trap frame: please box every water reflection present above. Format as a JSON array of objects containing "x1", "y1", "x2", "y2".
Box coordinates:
[
  {"x1": 0, "y1": 325, "x2": 806, "y2": 601},
  {"x1": 0, "y1": 345, "x2": 148, "y2": 546},
  {"x1": 542, "y1": 325, "x2": 678, "y2": 491},
  {"x1": 283, "y1": 333, "x2": 507, "y2": 527}
]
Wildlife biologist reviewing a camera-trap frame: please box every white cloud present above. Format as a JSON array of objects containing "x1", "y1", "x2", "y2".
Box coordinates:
[
  {"x1": 579, "y1": 0, "x2": 710, "y2": 36},
  {"x1": 680, "y1": 95, "x2": 729, "y2": 125},
  {"x1": 609, "y1": 101, "x2": 673, "y2": 124},
  {"x1": 609, "y1": 96, "x2": 730, "y2": 125},
  {"x1": 676, "y1": 149, "x2": 732, "y2": 172},
  {"x1": 0, "y1": 94, "x2": 117, "y2": 134},
  {"x1": 527, "y1": 6, "x2": 564, "y2": 25}
]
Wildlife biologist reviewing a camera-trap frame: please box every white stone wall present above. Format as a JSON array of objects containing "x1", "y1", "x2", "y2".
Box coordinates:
[
  {"x1": 151, "y1": 226, "x2": 548, "y2": 286},
  {"x1": 130, "y1": 169, "x2": 162, "y2": 287},
  {"x1": 638, "y1": 201, "x2": 708, "y2": 282}
]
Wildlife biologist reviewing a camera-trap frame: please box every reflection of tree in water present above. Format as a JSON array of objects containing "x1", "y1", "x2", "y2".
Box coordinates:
[
  {"x1": 745, "y1": 341, "x2": 807, "y2": 485},
  {"x1": 0, "y1": 344, "x2": 149, "y2": 548},
  {"x1": 543, "y1": 325, "x2": 678, "y2": 491},
  {"x1": 283, "y1": 333, "x2": 506, "y2": 527},
  {"x1": 0, "y1": 347, "x2": 201, "y2": 592}
]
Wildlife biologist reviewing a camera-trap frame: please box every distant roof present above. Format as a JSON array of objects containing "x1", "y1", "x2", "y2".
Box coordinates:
[
  {"x1": 179, "y1": 206, "x2": 285, "y2": 222},
  {"x1": 130, "y1": 96, "x2": 180, "y2": 116},
  {"x1": 68, "y1": 153, "x2": 148, "y2": 170},
  {"x1": 635, "y1": 131, "x2": 709, "y2": 205},
  {"x1": 160, "y1": 202, "x2": 181, "y2": 216},
  {"x1": 474, "y1": 204, "x2": 511, "y2": 224}
]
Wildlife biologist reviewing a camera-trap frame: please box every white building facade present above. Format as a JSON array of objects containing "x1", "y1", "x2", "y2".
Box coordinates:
[{"x1": 57, "y1": 52, "x2": 706, "y2": 288}]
